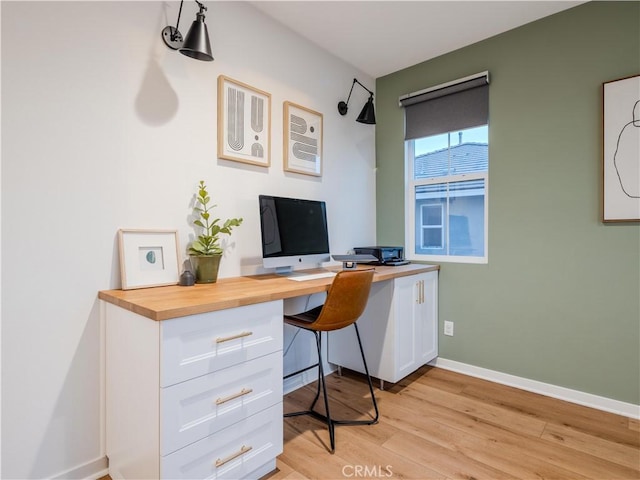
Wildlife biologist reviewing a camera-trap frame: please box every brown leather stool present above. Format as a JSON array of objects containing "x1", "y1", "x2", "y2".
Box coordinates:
[{"x1": 283, "y1": 269, "x2": 379, "y2": 452}]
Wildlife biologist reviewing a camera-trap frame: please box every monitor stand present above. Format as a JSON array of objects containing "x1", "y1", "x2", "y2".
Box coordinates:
[{"x1": 274, "y1": 266, "x2": 294, "y2": 276}]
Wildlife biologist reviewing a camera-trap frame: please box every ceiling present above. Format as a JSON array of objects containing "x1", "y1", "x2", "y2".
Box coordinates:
[{"x1": 250, "y1": 1, "x2": 585, "y2": 79}]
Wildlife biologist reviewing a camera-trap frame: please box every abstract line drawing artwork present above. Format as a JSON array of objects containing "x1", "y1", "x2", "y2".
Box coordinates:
[
  {"x1": 603, "y1": 74, "x2": 640, "y2": 222},
  {"x1": 226, "y1": 87, "x2": 244, "y2": 151},
  {"x1": 283, "y1": 101, "x2": 323, "y2": 177},
  {"x1": 217, "y1": 75, "x2": 271, "y2": 167},
  {"x1": 613, "y1": 100, "x2": 639, "y2": 198},
  {"x1": 251, "y1": 96, "x2": 264, "y2": 133}
]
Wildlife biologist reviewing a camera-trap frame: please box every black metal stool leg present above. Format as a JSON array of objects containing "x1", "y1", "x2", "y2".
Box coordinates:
[
  {"x1": 307, "y1": 331, "x2": 323, "y2": 413},
  {"x1": 331, "y1": 323, "x2": 379, "y2": 427},
  {"x1": 354, "y1": 322, "x2": 379, "y2": 423},
  {"x1": 283, "y1": 323, "x2": 376, "y2": 453},
  {"x1": 283, "y1": 330, "x2": 336, "y2": 452},
  {"x1": 315, "y1": 331, "x2": 335, "y2": 452},
  {"x1": 284, "y1": 330, "x2": 319, "y2": 419}
]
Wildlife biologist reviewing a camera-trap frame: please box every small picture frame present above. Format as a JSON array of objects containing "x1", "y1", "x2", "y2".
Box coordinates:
[
  {"x1": 602, "y1": 74, "x2": 640, "y2": 222},
  {"x1": 118, "y1": 229, "x2": 180, "y2": 290},
  {"x1": 283, "y1": 101, "x2": 323, "y2": 177},
  {"x1": 217, "y1": 75, "x2": 271, "y2": 167}
]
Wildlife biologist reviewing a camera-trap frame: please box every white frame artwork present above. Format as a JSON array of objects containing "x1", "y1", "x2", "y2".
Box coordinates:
[
  {"x1": 283, "y1": 101, "x2": 323, "y2": 177},
  {"x1": 602, "y1": 74, "x2": 640, "y2": 222},
  {"x1": 118, "y1": 229, "x2": 180, "y2": 290},
  {"x1": 217, "y1": 75, "x2": 271, "y2": 167}
]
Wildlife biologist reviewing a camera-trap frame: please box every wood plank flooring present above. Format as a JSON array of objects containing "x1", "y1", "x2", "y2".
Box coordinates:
[{"x1": 268, "y1": 366, "x2": 640, "y2": 480}]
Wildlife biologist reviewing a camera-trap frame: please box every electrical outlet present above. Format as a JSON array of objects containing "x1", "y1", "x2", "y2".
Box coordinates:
[{"x1": 444, "y1": 320, "x2": 454, "y2": 336}]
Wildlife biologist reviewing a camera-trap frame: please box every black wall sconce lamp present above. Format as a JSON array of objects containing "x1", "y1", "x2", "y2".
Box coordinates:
[
  {"x1": 162, "y1": 0, "x2": 214, "y2": 61},
  {"x1": 337, "y1": 78, "x2": 376, "y2": 124}
]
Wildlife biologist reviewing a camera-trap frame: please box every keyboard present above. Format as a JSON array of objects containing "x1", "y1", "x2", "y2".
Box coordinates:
[{"x1": 287, "y1": 271, "x2": 337, "y2": 282}]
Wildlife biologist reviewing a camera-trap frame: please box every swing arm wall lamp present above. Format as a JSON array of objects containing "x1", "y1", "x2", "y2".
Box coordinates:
[
  {"x1": 337, "y1": 78, "x2": 376, "y2": 124},
  {"x1": 162, "y1": 0, "x2": 214, "y2": 62}
]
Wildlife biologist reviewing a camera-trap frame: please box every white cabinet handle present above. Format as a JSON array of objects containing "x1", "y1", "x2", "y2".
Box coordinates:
[
  {"x1": 215, "y1": 388, "x2": 253, "y2": 405},
  {"x1": 215, "y1": 331, "x2": 253, "y2": 343},
  {"x1": 215, "y1": 445, "x2": 253, "y2": 467}
]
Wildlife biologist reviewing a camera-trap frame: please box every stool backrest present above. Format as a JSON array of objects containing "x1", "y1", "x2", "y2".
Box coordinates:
[{"x1": 313, "y1": 269, "x2": 375, "y2": 331}]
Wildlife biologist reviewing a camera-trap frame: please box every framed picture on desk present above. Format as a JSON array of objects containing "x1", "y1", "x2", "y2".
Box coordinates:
[{"x1": 118, "y1": 229, "x2": 180, "y2": 290}]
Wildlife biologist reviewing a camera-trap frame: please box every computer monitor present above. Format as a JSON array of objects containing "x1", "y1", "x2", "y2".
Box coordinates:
[{"x1": 259, "y1": 194, "x2": 331, "y2": 274}]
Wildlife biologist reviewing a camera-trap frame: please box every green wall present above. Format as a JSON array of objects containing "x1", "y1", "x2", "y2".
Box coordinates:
[{"x1": 376, "y1": 1, "x2": 640, "y2": 404}]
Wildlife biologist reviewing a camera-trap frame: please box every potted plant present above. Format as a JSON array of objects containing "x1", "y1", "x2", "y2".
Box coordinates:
[{"x1": 189, "y1": 180, "x2": 243, "y2": 283}]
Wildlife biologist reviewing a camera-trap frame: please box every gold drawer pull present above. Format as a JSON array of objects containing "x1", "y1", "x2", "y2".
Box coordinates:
[
  {"x1": 216, "y1": 331, "x2": 253, "y2": 344},
  {"x1": 215, "y1": 445, "x2": 253, "y2": 468},
  {"x1": 215, "y1": 388, "x2": 253, "y2": 405}
]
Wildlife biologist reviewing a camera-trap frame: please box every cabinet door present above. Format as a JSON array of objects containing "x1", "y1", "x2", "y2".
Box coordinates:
[
  {"x1": 417, "y1": 271, "x2": 438, "y2": 364},
  {"x1": 393, "y1": 274, "x2": 420, "y2": 381},
  {"x1": 394, "y1": 271, "x2": 439, "y2": 380}
]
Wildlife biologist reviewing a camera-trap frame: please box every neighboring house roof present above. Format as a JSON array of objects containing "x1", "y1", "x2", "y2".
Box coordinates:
[{"x1": 415, "y1": 142, "x2": 488, "y2": 178}]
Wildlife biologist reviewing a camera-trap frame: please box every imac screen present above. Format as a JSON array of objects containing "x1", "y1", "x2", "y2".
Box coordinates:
[{"x1": 259, "y1": 195, "x2": 330, "y2": 270}]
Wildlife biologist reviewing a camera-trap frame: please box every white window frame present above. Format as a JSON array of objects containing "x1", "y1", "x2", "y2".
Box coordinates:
[{"x1": 405, "y1": 140, "x2": 489, "y2": 264}]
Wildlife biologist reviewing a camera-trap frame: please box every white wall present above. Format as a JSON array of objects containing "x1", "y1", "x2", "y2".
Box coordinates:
[{"x1": 0, "y1": 2, "x2": 376, "y2": 478}]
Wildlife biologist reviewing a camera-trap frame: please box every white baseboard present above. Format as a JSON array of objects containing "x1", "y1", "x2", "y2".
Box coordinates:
[
  {"x1": 284, "y1": 366, "x2": 328, "y2": 395},
  {"x1": 51, "y1": 455, "x2": 108, "y2": 480},
  {"x1": 432, "y1": 358, "x2": 640, "y2": 419}
]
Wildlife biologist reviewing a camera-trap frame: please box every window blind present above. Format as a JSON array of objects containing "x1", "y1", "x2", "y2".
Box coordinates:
[{"x1": 400, "y1": 72, "x2": 489, "y2": 141}]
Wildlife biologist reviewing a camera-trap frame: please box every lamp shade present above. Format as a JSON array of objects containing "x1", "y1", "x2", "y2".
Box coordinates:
[
  {"x1": 179, "y1": 12, "x2": 213, "y2": 61},
  {"x1": 357, "y1": 96, "x2": 376, "y2": 124}
]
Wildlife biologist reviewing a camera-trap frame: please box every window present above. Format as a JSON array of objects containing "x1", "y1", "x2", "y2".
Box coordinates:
[
  {"x1": 401, "y1": 73, "x2": 489, "y2": 263},
  {"x1": 421, "y1": 204, "x2": 443, "y2": 249}
]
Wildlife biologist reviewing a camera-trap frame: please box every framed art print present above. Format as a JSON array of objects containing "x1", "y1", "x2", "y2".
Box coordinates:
[
  {"x1": 118, "y1": 229, "x2": 180, "y2": 290},
  {"x1": 283, "y1": 101, "x2": 323, "y2": 177},
  {"x1": 602, "y1": 74, "x2": 640, "y2": 222},
  {"x1": 217, "y1": 75, "x2": 271, "y2": 167}
]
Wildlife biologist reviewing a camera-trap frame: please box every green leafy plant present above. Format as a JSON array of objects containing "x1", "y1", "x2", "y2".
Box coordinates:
[{"x1": 189, "y1": 180, "x2": 243, "y2": 256}]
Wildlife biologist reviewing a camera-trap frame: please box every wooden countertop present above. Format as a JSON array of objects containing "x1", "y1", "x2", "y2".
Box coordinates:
[{"x1": 98, "y1": 264, "x2": 439, "y2": 321}]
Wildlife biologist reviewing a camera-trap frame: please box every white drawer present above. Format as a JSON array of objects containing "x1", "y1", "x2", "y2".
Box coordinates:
[
  {"x1": 161, "y1": 351, "x2": 282, "y2": 455},
  {"x1": 161, "y1": 301, "x2": 283, "y2": 387},
  {"x1": 161, "y1": 403, "x2": 283, "y2": 480}
]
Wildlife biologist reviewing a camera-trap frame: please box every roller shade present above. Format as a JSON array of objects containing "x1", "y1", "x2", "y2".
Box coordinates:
[{"x1": 400, "y1": 72, "x2": 489, "y2": 141}]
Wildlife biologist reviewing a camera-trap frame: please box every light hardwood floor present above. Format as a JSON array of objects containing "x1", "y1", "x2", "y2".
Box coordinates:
[
  {"x1": 268, "y1": 366, "x2": 640, "y2": 480},
  {"x1": 100, "y1": 366, "x2": 639, "y2": 480}
]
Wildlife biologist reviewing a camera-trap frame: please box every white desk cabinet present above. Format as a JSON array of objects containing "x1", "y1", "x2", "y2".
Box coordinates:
[
  {"x1": 99, "y1": 264, "x2": 438, "y2": 478},
  {"x1": 328, "y1": 270, "x2": 438, "y2": 386},
  {"x1": 105, "y1": 300, "x2": 283, "y2": 480}
]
